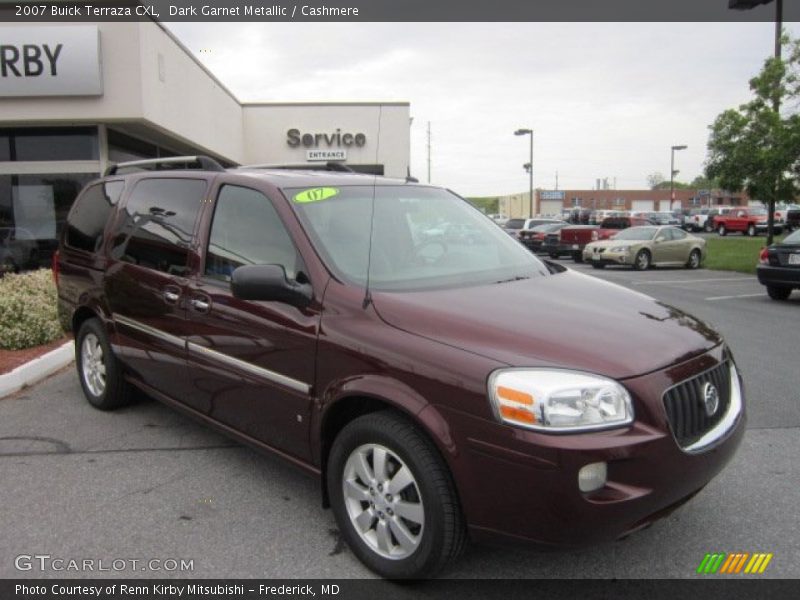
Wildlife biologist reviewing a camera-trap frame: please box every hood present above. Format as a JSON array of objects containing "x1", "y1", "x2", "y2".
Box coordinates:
[{"x1": 372, "y1": 270, "x2": 720, "y2": 380}]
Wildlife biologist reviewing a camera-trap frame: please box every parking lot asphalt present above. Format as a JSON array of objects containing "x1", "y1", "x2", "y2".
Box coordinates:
[{"x1": 1, "y1": 262, "x2": 798, "y2": 580}]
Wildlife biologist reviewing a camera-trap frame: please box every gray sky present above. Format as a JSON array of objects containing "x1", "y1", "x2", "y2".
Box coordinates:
[{"x1": 167, "y1": 22, "x2": 799, "y2": 197}]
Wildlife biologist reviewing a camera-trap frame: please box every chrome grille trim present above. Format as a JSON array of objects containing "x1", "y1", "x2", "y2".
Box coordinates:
[{"x1": 662, "y1": 361, "x2": 743, "y2": 454}]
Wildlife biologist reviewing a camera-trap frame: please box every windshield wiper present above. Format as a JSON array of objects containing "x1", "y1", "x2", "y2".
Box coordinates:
[{"x1": 495, "y1": 275, "x2": 531, "y2": 284}]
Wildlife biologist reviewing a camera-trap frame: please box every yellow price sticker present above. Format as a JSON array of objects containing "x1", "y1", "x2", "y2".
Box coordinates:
[{"x1": 293, "y1": 187, "x2": 340, "y2": 204}]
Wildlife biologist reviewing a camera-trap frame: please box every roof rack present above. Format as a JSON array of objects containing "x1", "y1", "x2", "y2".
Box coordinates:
[
  {"x1": 104, "y1": 155, "x2": 226, "y2": 176},
  {"x1": 237, "y1": 162, "x2": 357, "y2": 173}
]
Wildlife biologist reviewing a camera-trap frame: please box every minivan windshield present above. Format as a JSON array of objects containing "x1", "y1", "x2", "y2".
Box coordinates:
[{"x1": 288, "y1": 185, "x2": 550, "y2": 291}]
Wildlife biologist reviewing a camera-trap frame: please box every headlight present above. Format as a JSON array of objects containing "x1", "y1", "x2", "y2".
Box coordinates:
[
  {"x1": 488, "y1": 369, "x2": 634, "y2": 432},
  {"x1": 609, "y1": 246, "x2": 630, "y2": 253}
]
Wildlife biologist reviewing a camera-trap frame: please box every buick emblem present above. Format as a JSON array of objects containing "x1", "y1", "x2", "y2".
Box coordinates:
[{"x1": 702, "y1": 382, "x2": 720, "y2": 417}]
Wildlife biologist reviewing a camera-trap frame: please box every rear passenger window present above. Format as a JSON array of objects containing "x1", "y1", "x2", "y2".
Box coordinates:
[
  {"x1": 111, "y1": 178, "x2": 206, "y2": 276},
  {"x1": 65, "y1": 181, "x2": 124, "y2": 252},
  {"x1": 205, "y1": 185, "x2": 300, "y2": 282}
]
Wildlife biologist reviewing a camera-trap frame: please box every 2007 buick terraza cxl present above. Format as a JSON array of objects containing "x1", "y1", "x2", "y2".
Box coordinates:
[{"x1": 55, "y1": 157, "x2": 745, "y2": 578}]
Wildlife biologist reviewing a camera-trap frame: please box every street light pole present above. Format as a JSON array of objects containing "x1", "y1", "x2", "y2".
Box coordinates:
[
  {"x1": 670, "y1": 144, "x2": 687, "y2": 210},
  {"x1": 515, "y1": 128, "x2": 534, "y2": 217}
]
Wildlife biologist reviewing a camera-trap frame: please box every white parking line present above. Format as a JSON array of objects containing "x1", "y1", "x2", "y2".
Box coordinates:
[
  {"x1": 705, "y1": 293, "x2": 765, "y2": 301},
  {"x1": 635, "y1": 277, "x2": 754, "y2": 286}
]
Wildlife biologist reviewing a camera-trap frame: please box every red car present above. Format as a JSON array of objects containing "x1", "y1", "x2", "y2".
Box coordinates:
[{"x1": 56, "y1": 157, "x2": 745, "y2": 578}]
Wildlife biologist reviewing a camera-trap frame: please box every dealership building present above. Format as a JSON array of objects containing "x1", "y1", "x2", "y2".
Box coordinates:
[{"x1": 0, "y1": 22, "x2": 411, "y2": 269}]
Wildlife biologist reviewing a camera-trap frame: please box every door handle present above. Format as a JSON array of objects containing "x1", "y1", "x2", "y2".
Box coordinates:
[
  {"x1": 190, "y1": 298, "x2": 210, "y2": 313},
  {"x1": 163, "y1": 290, "x2": 180, "y2": 303}
]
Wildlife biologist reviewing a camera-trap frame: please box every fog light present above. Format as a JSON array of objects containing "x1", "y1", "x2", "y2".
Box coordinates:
[{"x1": 578, "y1": 462, "x2": 607, "y2": 492}]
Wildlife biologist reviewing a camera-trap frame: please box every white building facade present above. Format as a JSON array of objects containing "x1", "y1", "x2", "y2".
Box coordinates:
[{"x1": 0, "y1": 22, "x2": 410, "y2": 270}]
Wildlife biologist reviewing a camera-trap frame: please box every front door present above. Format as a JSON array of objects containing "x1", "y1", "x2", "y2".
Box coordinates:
[{"x1": 184, "y1": 184, "x2": 319, "y2": 461}]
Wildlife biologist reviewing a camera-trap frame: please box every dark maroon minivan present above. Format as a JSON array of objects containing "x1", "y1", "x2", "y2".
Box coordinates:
[{"x1": 56, "y1": 157, "x2": 745, "y2": 578}]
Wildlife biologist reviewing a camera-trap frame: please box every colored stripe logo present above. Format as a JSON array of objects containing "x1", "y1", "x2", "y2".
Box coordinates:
[{"x1": 696, "y1": 552, "x2": 773, "y2": 574}]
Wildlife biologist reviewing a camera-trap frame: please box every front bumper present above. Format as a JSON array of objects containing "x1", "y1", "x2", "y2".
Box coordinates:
[
  {"x1": 437, "y1": 347, "x2": 745, "y2": 547},
  {"x1": 583, "y1": 248, "x2": 631, "y2": 265}
]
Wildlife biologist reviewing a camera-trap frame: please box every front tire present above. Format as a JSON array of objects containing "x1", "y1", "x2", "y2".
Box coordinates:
[
  {"x1": 766, "y1": 286, "x2": 792, "y2": 301},
  {"x1": 76, "y1": 318, "x2": 133, "y2": 410},
  {"x1": 718, "y1": 224, "x2": 727, "y2": 236},
  {"x1": 327, "y1": 411, "x2": 466, "y2": 579},
  {"x1": 633, "y1": 249, "x2": 651, "y2": 271},
  {"x1": 747, "y1": 224, "x2": 756, "y2": 237},
  {"x1": 686, "y1": 249, "x2": 702, "y2": 270}
]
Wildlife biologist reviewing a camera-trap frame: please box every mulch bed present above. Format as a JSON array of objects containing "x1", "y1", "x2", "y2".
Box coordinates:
[{"x1": 0, "y1": 336, "x2": 72, "y2": 375}]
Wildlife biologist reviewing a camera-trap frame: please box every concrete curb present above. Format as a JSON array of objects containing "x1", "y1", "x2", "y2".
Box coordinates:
[{"x1": 0, "y1": 341, "x2": 75, "y2": 399}]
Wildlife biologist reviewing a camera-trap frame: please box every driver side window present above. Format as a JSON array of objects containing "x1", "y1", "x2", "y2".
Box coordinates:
[{"x1": 205, "y1": 185, "x2": 302, "y2": 282}]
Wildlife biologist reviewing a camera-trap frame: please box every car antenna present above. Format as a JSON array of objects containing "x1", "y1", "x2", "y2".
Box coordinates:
[{"x1": 362, "y1": 105, "x2": 383, "y2": 310}]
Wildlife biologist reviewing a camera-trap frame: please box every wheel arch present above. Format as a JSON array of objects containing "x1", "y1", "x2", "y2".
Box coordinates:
[{"x1": 317, "y1": 386, "x2": 457, "y2": 510}]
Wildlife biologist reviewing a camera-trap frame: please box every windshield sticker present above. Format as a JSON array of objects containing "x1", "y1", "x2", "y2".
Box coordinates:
[{"x1": 293, "y1": 187, "x2": 340, "y2": 204}]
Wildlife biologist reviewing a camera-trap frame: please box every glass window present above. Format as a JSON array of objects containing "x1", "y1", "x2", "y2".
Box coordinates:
[
  {"x1": 112, "y1": 178, "x2": 206, "y2": 276},
  {"x1": 0, "y1": 127, "x2": 98, "y2": 161},
  {"x1": 65, "y1": 181, "x2": 124, "y2": 253},
  {"x1": 290, "y1": 185, "x2": 549, "y2": 291},
  {"x1": 0, "y1": 173, "x2": 96, "y2": 270},
  {"x1": 205, "y1": 185, "x2": 300, "y2": 282},
  {"x1": 670, "y1": 228, "x2": 687, "y2": 240}
]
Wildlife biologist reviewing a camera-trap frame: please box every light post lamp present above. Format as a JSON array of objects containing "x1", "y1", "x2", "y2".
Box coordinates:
[
  {"x1": 515, "y1": 128, "x2": 534, "y2": 217},
  {"x1": 670, "y1": 145, "x2": 687, "y2": 209}
]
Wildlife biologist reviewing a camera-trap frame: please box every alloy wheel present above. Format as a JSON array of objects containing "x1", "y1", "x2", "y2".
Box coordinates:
[
  {"x1": 342, "y1": 443, "x2": 425, "y2": 560},
  {"x1": 81, "y1": 332, "x2": 107, "y2": 397}
]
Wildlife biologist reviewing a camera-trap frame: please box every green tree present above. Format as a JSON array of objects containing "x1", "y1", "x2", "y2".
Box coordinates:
[{"x1": 705, "y1": 34, "x2": 800, "y2": 244}]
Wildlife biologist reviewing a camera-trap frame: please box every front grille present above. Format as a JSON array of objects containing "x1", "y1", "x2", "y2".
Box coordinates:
[{"x1": 663, "y1": 361, "x2": 731, "y2": 449}]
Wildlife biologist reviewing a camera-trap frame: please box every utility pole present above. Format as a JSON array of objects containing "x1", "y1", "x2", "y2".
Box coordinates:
[{"x1": 555, "y1": 171, "x2": 559, "y2": 190}]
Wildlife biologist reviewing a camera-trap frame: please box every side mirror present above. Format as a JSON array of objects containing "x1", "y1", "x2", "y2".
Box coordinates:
[{"x1": 231, "y1": 264, "x2": 312, "y2": 308}]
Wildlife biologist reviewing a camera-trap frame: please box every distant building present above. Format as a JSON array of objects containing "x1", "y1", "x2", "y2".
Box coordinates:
[{"x1": 498, "y1": 189, "x2": 751, "y2": 219}]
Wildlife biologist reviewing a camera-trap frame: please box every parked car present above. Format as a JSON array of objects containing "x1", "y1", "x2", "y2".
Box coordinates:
[
  {"x1": 552, "y1": 216, "x2": 652, "y2": 262},
  {"x1": 652, "y1": 211, "x2": 681, "y2": 226},
  {"x1": 55, "y1": 157, "x2": 745, "y2": 579},
  {"x1": 714, "y1": 207, "x2": 781, "y2": 236},
  {"x1": 518, "y1": 222, "x2": 568, "y2": 253},
  {"x1": 583, "y1": 226, "x2": 706, "y2": 270},
  {"x1": 0, "y1": 227, "x2": 38, "y2": 274},
  {"x1": 757, "y1": 228, "x2": 800, "y2": 300},
  {"x1": 686, "y1": 207, "x2": 711, "y2": 232},
  {"x1": 782, "y1": 205, "x2": 800, "y2": 232},
  {"x1": 704, "y1": 206, "x2": 735, "y2": 232},
  {"x1": 505, "y1": 217, "x2": 561, "y2": 240}
]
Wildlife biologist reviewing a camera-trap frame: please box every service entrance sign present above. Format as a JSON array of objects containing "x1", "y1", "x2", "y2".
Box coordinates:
[
  {"x1": 0, "y1": 25, "x2": 103, "y2": 97},
  {"x1": 307, "y1": 150, "x2": 347, "y2": 161}
]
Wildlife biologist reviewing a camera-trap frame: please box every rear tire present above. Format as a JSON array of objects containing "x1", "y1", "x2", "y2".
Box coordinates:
[
  {"x1": 327, "y1": 411, "x2": 466, "y2": 579},
  {"x1": 572, "y1": 251, "x2": 583, "y2": 263},
  {"x1": 591, "y1": 262, "x2": 605, "y2": 269},
  {"x1": 766, "y1": 286, "x2": 792, "y2": 301},
  {"x1": 704, "y1": 222, "x2": 713, "y2": 233},
  {"x1": 633, "y1": 250, "x2": 651, "y2": 271},
  {"x1": 76, "y1": 318, "x2": 133, "y2": 411}
]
